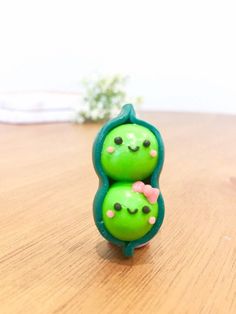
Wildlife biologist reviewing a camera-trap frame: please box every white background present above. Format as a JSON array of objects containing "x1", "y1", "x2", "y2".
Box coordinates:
[{"x1": 0, "y1": 0, "x2": 236, "y2": 113}]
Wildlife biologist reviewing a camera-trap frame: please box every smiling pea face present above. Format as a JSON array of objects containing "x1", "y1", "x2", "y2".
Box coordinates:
[
  {"x1": 102, "y1": 182, "x2": 158, "y2": 241},
  {"x1": 101, "y1": 124, "x2": 158, "y2": 181}
]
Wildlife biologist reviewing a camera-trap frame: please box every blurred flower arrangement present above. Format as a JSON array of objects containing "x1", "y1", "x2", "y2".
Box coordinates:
[{"x1": 75, "y1": 75, "x2": 142, "y2": 123}]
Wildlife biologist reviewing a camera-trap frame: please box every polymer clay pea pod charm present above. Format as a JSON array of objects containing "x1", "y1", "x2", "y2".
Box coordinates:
[{"x1": 92, "y1": 104, "x2": 165, "y2": 257}]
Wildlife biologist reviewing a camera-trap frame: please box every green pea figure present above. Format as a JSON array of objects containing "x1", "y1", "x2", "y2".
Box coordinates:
[
  {"x1": 93, "y1": 104, "x2": 165, "y2": 257},
  {"x1": 102, "y1": 182, "x2": 158, "y2": 241},
  {"x1": 101, "y1": 124, "x2": 158, "y2": 181}
]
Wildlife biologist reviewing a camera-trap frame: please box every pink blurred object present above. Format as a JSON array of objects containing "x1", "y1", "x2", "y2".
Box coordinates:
[{"x1": 132, "y1": 181, "x2": 159, "y2": 204}]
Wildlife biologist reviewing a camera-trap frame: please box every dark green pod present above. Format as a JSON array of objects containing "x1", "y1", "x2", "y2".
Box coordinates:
[{"x1": 92, "y1": 104, "x2": 165, "y2": 257}]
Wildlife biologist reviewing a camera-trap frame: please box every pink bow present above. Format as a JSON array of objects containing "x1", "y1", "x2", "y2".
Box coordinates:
[{"x1": 132, "y1": 181, "x2": 160, "y2": 204}]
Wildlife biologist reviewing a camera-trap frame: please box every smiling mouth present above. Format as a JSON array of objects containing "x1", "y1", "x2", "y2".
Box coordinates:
[
  {"x1": 128, "y1": 146, "x2": 139, "y2": 152},
  {"x1": 127, "y1": 208, "x2": 138, "y2": 215}
]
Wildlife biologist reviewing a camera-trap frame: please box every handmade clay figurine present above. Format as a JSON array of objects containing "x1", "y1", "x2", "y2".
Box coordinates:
[{"x1": 93, "y1": 104, "x2": 165, "y2": 257}]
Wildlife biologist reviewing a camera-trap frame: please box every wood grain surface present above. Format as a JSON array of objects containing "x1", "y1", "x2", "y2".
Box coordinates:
[{"x1": 0, "y1": 112, "x2": 236, "y2": 314}]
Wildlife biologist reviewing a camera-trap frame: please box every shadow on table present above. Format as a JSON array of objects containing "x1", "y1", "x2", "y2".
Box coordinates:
[{"x1": 95, "y1": 241, "x2": 154, "y2": 265}]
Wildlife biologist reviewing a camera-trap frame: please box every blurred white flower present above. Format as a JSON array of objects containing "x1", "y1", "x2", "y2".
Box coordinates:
[{"x1": 75, "y1": 74, "x2": 142, "y2": 123}]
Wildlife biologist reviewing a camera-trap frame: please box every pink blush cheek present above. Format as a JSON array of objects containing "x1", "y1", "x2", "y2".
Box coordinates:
[
  {"x1": 107, "y1": 146, "x2": 115, "y2": 154},
  {"x1": 150, "y1": 149, "x2": 157, "y2": 157},
  {"x1": 148, "y1": 216, "x2": 156, "y2": 225},
  {"x1": 106, "y1": 210, "x2": 115, "y2": 218}
]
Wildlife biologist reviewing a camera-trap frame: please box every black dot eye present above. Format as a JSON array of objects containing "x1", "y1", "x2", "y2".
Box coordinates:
[
  {"x1": 114, "y1": 203, "x2": 122, "y2": 211},
  {"x1": 114, "y1": 137, "x2": 123, "y2": 145},
  {"x1": 143, "y1": 140, "x2": 151, "y2": 147},
  {"x1": 142, "y1": 206, "x2": 150, "y2": 214}
]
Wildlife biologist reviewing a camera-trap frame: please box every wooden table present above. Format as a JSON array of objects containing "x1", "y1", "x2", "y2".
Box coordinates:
[{"x1": 0, "y1": 112, "x2": 236, "y2": 314}]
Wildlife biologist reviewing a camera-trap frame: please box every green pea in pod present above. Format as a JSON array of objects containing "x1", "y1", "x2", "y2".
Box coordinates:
[{"x1": 92, "y1": 104, "x2": 165, "y2": 257}]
